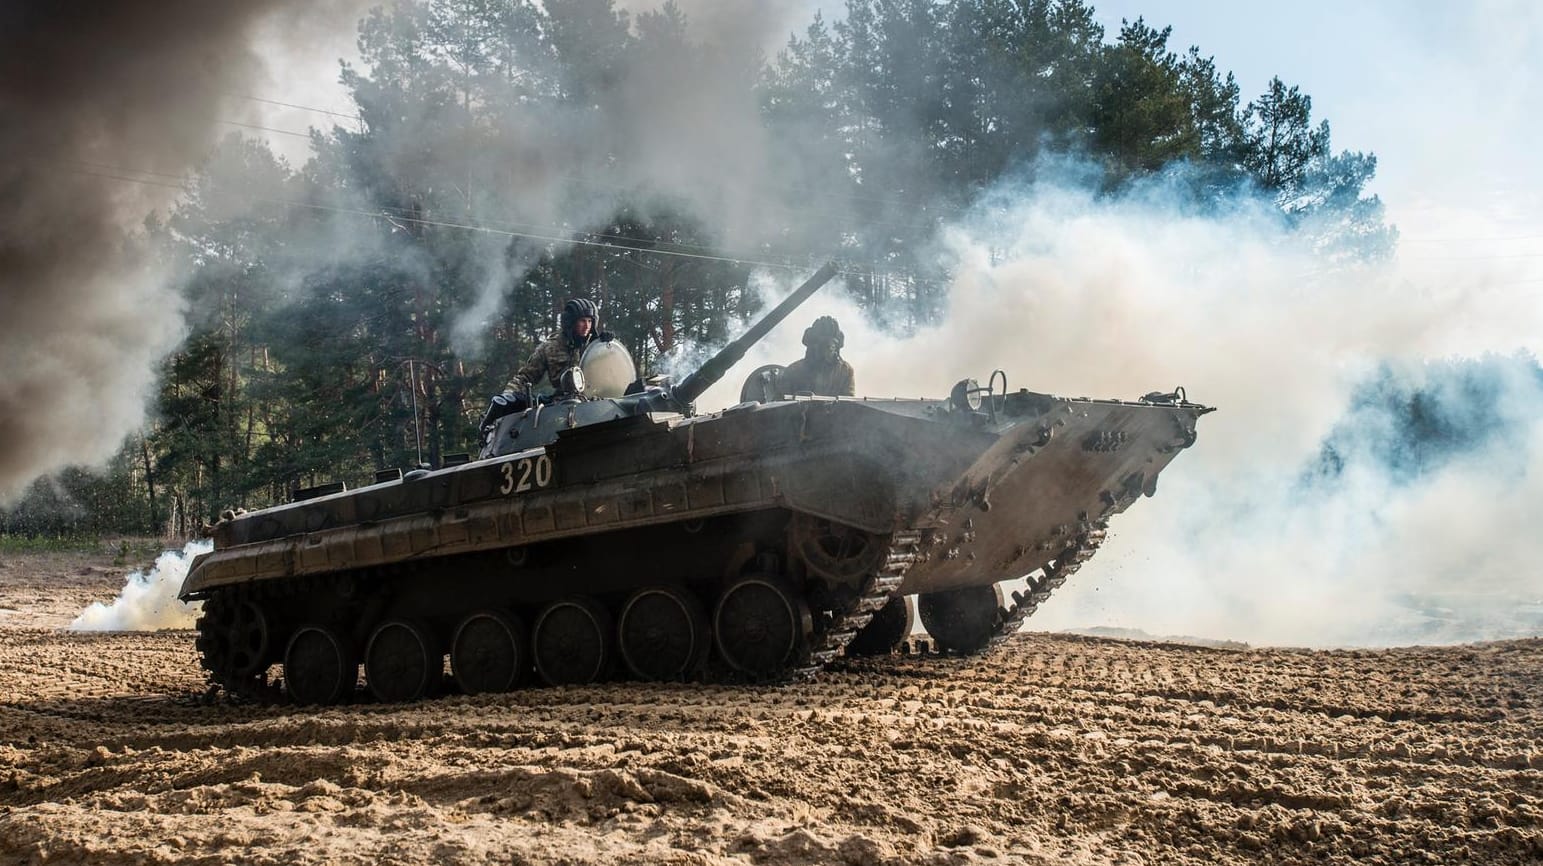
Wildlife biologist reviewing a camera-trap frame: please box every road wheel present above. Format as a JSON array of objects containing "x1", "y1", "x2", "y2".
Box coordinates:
[
  {"x1": 714, "y1": 575, "x2": 810, "y2": 678},
  {"x1": 918, "y1": 584, "x2": 1003, "y2": 654},
  {"x1": 284, "y1": 625, "x2": 357, "y2": 705},
  {"x1": 845, "y1": 594, "x2": 912, "y2": 656},
  {"x1": 364, "y1": 619, "x2": 441, "y2": 703},
  {"x1": 618, "y1": 586, "x2": 708, "y2": 681},
  {"x1": 532, "y1": 597, "x2": 613, "y2": 686},
  {"x1": 451, "y1": 610, "x2": 529, "y2": 695},
  {"x1": 196, "y1": 593, "x2": 271, "y2": 684}
]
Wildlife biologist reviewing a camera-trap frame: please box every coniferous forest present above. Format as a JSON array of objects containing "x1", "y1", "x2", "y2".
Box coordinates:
[{"x1": 2, "y1": 0, "x2": 1393, "y2": 537}]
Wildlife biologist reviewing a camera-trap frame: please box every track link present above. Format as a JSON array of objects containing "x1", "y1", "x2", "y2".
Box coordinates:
[
  {"x1": 195, "y1": 586, "x2": 282, "y2": 704},
  {"x1": 990, "y1": 521, "x2": 1109, "y2": 644},
  {"x1": 792, "y1": 530, "x2": 922, "y2": 678}
]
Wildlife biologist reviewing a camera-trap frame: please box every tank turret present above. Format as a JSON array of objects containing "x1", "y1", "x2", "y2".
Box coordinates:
[{"x1": 480, "y1": 261, "x2": 838, "y2": 458}]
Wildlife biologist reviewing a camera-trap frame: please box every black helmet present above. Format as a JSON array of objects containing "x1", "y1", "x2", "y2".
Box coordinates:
[
  {"x1": 559, "y1": 298, "x2": 600, "y2": 339},
  {"x1": 802, "y1": 315, "x2": 844, "y2": 350}
]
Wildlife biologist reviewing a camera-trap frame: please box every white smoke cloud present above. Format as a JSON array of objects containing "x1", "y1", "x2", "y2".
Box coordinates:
[
  {"x1": 697, "y1": 171, "x2": 1543, "y2": 647},
  {"x1": 910, "y1": 180, "x2": 1543, "y2": 647},
  {"x1": 70, "y1": 541, "x2": 211, "y2": 632}
]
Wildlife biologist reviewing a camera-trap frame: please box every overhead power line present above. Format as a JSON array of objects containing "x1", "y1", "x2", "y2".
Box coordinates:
[
  {"x1": 207, "y1": 117, "x2": 957, "y2": 238},
  {"x1": 70, "y1": 163, "x2": 874, "y2": 278},
  {"x1": 85, "y1": 157, "x2": 1536, "y2": 280},
  {"x1": 219, "y1": 120, "x2": 313, "y2": 139},
  {"x1": 1403, "y1": 252, "x2": 1543, "y2": 262},
  {"x1": 72, "y1": 168, "x2": 191, "y2": 192},
  {"x1": 229, "y1": 93, "x2": 361, "y2": 123},
  {"x1": 58, "y1": 155, "x2": 946, "y2": 275}
]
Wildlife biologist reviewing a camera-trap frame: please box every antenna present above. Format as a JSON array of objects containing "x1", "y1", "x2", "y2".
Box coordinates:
[{"x1": 407, "y1": 359, "x2": 424, "y2": 467}]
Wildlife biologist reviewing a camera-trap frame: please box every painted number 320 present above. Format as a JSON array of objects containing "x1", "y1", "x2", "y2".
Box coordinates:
[{"x1": 499, "y1": 455, "x2": 553, "y2": 495}]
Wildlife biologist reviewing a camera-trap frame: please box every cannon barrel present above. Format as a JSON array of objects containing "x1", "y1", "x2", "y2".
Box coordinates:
[{"x1": 672, "y1": 261, "x2": 839, "y2": 407}]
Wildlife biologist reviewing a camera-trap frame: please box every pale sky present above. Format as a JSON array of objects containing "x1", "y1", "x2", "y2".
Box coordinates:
[{"x1": 1092, "y1": 0, "x2": 1543, "y2": 287}]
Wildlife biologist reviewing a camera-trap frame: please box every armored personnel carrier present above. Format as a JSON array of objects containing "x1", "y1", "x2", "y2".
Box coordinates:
[{"x1": 181, "y1": 263, "x2": 1212, "y2": 703}]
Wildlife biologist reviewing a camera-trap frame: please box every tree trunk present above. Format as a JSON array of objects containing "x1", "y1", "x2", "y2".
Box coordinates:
[
  {"x1": 244, "y1": 345, "x2": 258, "y2": 462},
  {"x1": 139, "y1": 435, "x2": 158, "y2": 537},
  {"x1": 424, "y1": 361, "x2": 443, "y2": 468},
  {"x1": 660, "y1": 257, "x2": 676, "y2": 355}
]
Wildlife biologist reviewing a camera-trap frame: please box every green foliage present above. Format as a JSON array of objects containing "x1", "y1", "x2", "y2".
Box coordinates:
[
  {"x1": 0, "y1": 454, "x2": 156, "y2": 539},
  {"x1": 1091, "y1": 20, "x2": 1200, "y2": 174},
  {"x1": 0, "y1": 534, "x2": 161, "y2": 558},
  {"x1": 0, "y1": 534, "x2": 103, "y2": 554},
  {"x1": 1241, "y1": 76, "x2": 1330, "y2": 195},
  {"x1": 24, "y1": 0, "x2": 1391, "y2": 535}
]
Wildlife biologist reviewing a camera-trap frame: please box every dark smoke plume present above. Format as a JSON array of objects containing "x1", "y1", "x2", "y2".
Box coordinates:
[{"x1": 0, "y1": 1, "x2": 349, "y2": 502}]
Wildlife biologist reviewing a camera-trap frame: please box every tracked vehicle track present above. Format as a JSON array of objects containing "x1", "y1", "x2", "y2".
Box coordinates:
[
  {"x1": 195, "y1": 530, "x2": 929, "y2": 699},
  {"x1": 796, "y1": 530, "x2": 922, "y2": 678},
  {"x1": 991, "y1": 521, "x2": 1108, "y2": 644},
  {"x1": 196, "y1": 586, "x2": 282, "y2": 704}
]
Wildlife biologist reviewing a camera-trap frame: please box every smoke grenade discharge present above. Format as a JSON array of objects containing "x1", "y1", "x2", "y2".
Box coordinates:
[
  {"x1": 0, "y1": 1, "x2": 327, "y2": 503},
  {"x1": 698, "y1": 170, "x2": 1541, "y2": 647},
  {"x1": 859, "y1": 177, "x2": 1542, "y2": 647},
  {"x1": 70, "y1": 540, "x2": 211, "y2": 631}
]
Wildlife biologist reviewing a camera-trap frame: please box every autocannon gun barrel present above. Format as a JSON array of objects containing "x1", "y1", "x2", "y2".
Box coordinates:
[{"x1": 672, "y1": 261, "x2": 838, "y2": 408}]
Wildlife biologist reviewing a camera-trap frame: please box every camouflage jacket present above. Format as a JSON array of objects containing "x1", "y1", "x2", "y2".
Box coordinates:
[
  {"x1": 780, "y1": 357, "x2": 855, "y2": 397},
  {"x1": 505, "y1": 334, "x2": 593, "y2": 394}
]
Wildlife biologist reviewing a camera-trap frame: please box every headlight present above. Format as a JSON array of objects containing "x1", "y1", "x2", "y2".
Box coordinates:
[
  {"x1": 950, "y1": 378, "x2": 982, "y2": 412},
  {"x1": 558, "y1": 366, "x2": 587, "y2": 396}
]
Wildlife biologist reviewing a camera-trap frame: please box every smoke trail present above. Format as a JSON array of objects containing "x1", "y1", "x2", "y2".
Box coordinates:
[
  {"x1": 0, "y1": 1, "x2": 365, "y2": 503},
  {"x1": 70, "y1": 540, "x2": 212, "y2": 631}
]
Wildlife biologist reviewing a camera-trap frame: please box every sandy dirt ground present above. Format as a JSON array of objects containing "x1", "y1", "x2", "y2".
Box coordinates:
[{"x1": 1, "y1": 550, "x2": 1540, "y2": 865}]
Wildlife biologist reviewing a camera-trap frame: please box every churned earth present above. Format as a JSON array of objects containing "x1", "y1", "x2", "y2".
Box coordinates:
[{"x1": 1, "y1": 548, "x2": 1539, "y2": 865}]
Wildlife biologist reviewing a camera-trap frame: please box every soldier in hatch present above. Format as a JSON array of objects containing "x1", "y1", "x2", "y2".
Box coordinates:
[
  {"x1": 779, "y1": 315, "x2": 855, "y2": 397},
  {"x1": 484, "y1": 298, "x2": 611, "y2": 422}
]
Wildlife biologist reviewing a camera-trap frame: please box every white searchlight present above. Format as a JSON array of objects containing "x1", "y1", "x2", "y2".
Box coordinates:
[{"x1": 580, "y1": 339, "x2": 638, "y2": 398}]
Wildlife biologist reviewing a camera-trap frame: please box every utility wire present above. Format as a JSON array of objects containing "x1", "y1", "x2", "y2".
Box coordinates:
[
  {"x1": 90, "y1": 156, "x2": 1537, "y2": 278},
  {"x1": 219, "y1": 119, "x2": 314, "y2": 139},
  {"x1": 71, "y1": 163, "x2": 1543, "y2": 283},
  {"x1": 60, "y1": 155, "x2": 931, "y2": 276},
  {"x1": 1403, "y1": 252, "x2": 1543, "y2": 261},
  {"x1": 57, "y1": 155, "x2": 764, "y2": 260},
  {"x1": 73, "y1": 164, "x2": 883, "y2": 278},
  {"x1": 229, "y1": 93, "x2": 361, "y2": 124},
  {"x1": 69, "y1": 159, "x2": 193, "y2": 182},
  {"x1": 187, "y1": 114, "x2": 958, "y2": 238},
  {"x1": 72, "y1": 169, "x2": 193, "y2": 192}
]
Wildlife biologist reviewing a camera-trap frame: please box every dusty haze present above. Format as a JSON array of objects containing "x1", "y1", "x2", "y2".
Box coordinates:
[{"x1": 0, "y1": 1, "x2": 372, "y2": 503}]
